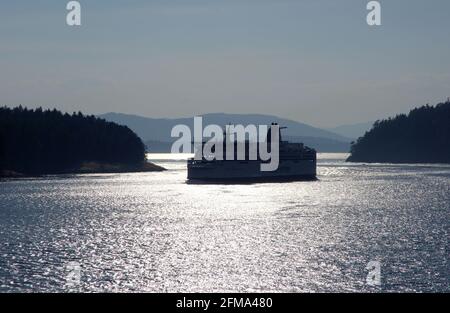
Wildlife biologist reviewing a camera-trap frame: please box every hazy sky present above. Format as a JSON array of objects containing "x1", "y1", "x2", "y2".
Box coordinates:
[{"x1": 1, "y1": 0, "x2": 449, "y2": 127}]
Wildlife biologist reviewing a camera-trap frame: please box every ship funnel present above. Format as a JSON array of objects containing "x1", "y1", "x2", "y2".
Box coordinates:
[{"x1": 266, "y1": 123, "x2": 286, "y2": 143}]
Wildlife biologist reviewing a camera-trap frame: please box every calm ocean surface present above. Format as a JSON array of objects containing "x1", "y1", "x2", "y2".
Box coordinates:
[{"x1": 0, "y1": 153, "x2": 448, "y2": 292}]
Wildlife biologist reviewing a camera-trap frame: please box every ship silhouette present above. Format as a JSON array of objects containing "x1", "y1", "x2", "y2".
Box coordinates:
[{"x1": 187, "y1": 123, "x2": 317, "y2": 182}]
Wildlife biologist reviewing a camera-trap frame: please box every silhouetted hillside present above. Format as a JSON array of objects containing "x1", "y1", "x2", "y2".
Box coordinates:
[
  {"x1": 0, "y1": 106, "x2": 163, "y2": 176},
  {"x1": 347, "y1": 101, "x2": 450, "y2": 163}
]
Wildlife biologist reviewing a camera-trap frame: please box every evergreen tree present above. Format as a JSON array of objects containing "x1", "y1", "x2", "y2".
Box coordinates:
[
  {"x1": 347, "y1": 101, "x2": 450, "y2": 163},
  {"x1": 0, "y1": 106, "x2": 146, "y2": 174}
]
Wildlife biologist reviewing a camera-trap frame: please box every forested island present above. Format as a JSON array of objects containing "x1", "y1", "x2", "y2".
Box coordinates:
[
  {"x1": 347, "y1": 101, "x2": 450, "y2": 163},
  {"x1": 0, "y1": 106, "x2": 164, "y2": 177}
]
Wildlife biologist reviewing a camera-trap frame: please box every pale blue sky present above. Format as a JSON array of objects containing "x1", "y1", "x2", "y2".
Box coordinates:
[{"x1": 1, "y1": 0, "x2": 449, "y2": 127}]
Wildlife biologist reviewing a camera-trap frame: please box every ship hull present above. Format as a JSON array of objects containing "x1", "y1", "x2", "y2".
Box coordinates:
[{"x1": 187, "y1": 159, "x2": 316, "y2": 182}]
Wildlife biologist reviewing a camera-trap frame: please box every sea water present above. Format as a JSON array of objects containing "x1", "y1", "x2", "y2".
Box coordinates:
[{"x1": 0, "y1": 153, "x2": 448, "y2": 292}]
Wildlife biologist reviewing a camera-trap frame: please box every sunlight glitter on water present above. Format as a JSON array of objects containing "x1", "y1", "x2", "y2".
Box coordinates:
[{"x1": 0, "y1": 153, "x2": 448, "y2": 292}]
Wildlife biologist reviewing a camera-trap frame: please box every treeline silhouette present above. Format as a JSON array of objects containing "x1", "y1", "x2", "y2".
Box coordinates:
[
  {"x1": 0, "y1": 106, "x2": 146, "y2": 175},
  {"x1": 347, "y1": 100, "x2": 450, "y2": 163}
]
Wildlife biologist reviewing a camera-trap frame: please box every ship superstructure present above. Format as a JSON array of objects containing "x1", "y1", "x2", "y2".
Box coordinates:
[{"x1": 187, "y1": 123, "x2": 316, "y2": 181}]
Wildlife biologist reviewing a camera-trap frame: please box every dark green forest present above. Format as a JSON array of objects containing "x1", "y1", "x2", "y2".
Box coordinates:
[
  {"x1": 347, "y1": 100, "x2": 450, "y2": 163},
  {"x1": 0, "y1": 106, "x2": 147, "y2": 175}
]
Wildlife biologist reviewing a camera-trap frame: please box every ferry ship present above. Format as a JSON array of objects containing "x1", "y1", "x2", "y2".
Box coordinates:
[{"x1": 187, "y1": 123, "x2": 317, "y2": 182}]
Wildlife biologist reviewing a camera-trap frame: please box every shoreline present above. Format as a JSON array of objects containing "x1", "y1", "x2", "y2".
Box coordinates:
[
  {"x1": 346, "y1": 157, "x2": 450, "y2": 164},
  {"x1": 0, "y1": 161, "x2": 166, "y2": 179}
]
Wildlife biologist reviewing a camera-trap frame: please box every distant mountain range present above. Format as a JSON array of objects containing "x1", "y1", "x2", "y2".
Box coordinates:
[
  {"x1": 327, "y1": 121, "x2": 374, "y2": 140},
  {"x1": 99, "y1": 112, "x2": 353, "y2": 152}
]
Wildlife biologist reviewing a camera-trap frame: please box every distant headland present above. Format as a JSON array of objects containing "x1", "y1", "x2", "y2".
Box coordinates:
[
  {"x1": 98, "y1": 112, "x2": 353, "y2": 153},
  {"x1": 347, "y1": 101, "x2": 450, "y2": 164},
  {"x1": 0, "y1": 106, "x2": 165, "y2": 178}
]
